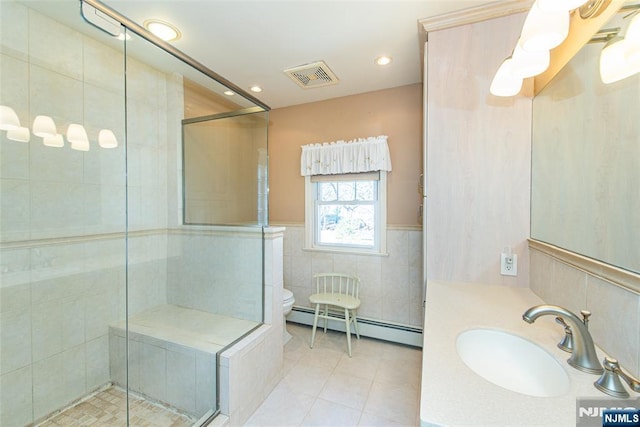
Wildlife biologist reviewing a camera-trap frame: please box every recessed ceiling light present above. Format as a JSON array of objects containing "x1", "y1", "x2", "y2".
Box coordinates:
[
  {"x1": 223, "y1": 90, "x2": 235, "y2": 96},
  {"x1": 144, "y1": 19, "x2": 181, "y2": 42},
  {"x1": 375, "y1": 55, "x2": 392, "y2": 66},
  {"x1": 250, "y1": 85, "x2": 263, "y2": 93}
]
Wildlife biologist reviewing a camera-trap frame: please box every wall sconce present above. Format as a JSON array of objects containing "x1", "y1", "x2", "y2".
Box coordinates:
[
  {"x1": 0, "y1": 105, "x2": 21, "y2": 131},
  {"x1": 67, "y1": 123, "x2": 90, "y2": 151},
  {"x1": 7, "y1": 127, "x2": 30, "y2": 143},
  {"x1": 43, "y1": 134, "x2": 64, "y2": 148},
  {"x1": 98, "y1": 129, "x2": 118, "y2": 148},
  {"x1": 33, "y1": 115, "x2": 57, "y2": 138}
]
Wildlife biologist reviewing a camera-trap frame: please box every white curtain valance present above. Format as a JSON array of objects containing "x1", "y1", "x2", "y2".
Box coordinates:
[{"x1": 300, "y1": 135, "x2": 392, "y2": 176}]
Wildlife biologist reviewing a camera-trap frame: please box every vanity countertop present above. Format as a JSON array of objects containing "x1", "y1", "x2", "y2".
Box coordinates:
[{"x1": 420, "y1": 280, "x2": 610, "y2": 426}]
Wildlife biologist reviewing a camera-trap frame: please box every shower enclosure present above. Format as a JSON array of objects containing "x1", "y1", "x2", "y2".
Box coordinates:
[{"x1": 0, "y1": 0, "x2": 272, "y2": 425}]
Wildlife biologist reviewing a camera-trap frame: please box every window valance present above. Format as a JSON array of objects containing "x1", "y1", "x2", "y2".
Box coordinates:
[{"x1": 300, "y1": 135, "x2": 392, "y2": 176}]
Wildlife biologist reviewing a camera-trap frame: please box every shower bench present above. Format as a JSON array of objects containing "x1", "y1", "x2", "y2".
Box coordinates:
[{"x1": 108, "y1": 304, "x2": 259, "y2": 419}]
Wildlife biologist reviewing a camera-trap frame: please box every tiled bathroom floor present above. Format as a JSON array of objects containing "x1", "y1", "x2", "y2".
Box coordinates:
[
  {"x1": 38, "y1": 386, "x2": 193, "y2": 427},
  {"x1": 245, "y1": 322, "x2": 422, "y2": 426}
]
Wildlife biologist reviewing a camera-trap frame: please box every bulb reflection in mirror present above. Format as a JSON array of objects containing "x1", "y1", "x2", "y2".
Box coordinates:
[
  {"x1": 600, "y1": 37, "x2": 637, "y2": 84},
  {"x1": 43, "y1": 134, "x2": 64, "y2": 148},
  {"x1": 7, "y1": 126, "x2": 30, "y2": 142},
  {"x1": 33, "y1": 115, "x2": 57, "y2": 138},
  {"x1": 0, "y1": 105, "x2": 21, "y2": 131},
  {"x1": 98, "y1": 129, "x2": 118, "y2": 148}
]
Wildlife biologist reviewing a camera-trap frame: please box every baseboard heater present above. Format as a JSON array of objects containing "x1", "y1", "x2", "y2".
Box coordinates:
[{"x1": 287, "y1": 306, "x2": 423, "y2": 348}]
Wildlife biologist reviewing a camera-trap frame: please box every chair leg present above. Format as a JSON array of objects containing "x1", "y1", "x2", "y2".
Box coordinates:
[
  {"x1": 352, "y1": 310, "x2": 360, "y2": 340},
  {"x1": 344, "y1": 307, "x2": 352, "y2": 357},
  {"x1": 310, "y1": 304, "x2": 320, "y2": 349},
  {"x1": 323, "y1": 304, "x2": 328, "y2": 333}
]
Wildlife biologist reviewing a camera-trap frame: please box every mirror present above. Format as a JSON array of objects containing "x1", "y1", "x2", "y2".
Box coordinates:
[{"x1": 531, "y1": 9, "x2": 640, "y2": 274}]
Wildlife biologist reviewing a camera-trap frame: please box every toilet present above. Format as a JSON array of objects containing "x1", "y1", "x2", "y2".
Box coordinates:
[{"x1": 282, "y1": 288, "x2": 295, "y2": 344}]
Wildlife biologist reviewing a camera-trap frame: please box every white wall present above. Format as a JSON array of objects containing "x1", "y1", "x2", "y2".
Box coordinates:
[{"x1": 425, "y1": 12, "x2": 532, "y2": 287}]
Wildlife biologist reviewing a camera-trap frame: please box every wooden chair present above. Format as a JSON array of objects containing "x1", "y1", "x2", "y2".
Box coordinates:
[{"x1": 309, "y1": 273, "x2": 361, "y2": 357}]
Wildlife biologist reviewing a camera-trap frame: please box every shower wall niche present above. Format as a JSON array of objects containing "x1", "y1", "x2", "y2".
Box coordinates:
[{"x1": 0, "y1": 1, "x2": 274, "y2": 425}]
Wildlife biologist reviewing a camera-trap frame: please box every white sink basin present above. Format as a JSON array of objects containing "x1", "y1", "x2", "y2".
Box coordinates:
[{"x1": 456, "y1": 328, "x2": 570, "y2": 397}]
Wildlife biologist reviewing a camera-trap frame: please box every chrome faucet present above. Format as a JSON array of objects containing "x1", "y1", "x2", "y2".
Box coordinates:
[{"x1": 522, "y1": 305, "x2": 603, "y2": 374}]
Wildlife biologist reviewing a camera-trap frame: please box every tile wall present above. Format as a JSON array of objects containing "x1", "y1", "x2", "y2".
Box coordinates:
[
  {"x1": 279, "y1": 224, "x2": 423, "y2": 328},
  {"x1": 530, "y1": 243, "x2": 640, "y2": 378}
]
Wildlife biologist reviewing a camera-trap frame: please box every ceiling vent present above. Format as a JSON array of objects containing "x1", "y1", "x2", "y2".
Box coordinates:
[{"x1": 284, "y1": 60, "x2": 339, "y2": 89}]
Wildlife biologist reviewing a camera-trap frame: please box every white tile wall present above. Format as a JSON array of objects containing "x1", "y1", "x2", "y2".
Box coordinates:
[
  {"x1": 280, "y1": 224, "x2": 424, "y2": 328},
  {"x1": 530, "y1": 247, "x2": 640, "y2": 378}
]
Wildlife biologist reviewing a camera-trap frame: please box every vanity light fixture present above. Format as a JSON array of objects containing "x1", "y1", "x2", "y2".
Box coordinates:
[
  {"x1": 7, "y1": 127, "x2": 30, "y2": 143},
  {"x1": 250, "y1": 85, "x2": 263, "y2": 93},
  {"x1": 32, "y1": 115, "x2": 57, "y2": 138},
  {"x1": 375, "y1": 55, "x2": 392, "y2": 66},
  {"x1": 538, "y1": 0, "x2": 590, "y2": 13},
  {"x1": 98, "y1": 129, "x2": 118, "y2": 148},
  {"x1": 0, "y1": 105, "x2": 21, "y2": 131},
  {"x1": 43, "y1": 134, "x2": 64, "y2": 148},
  {"x1": 490, "y1": 58, "x2": 523, "y2": 96},
  {"x1": 67, "y1": 123, "x2": 90, "y2": 151},
  {"x1": 144, "y1": 19, "x2": 181, "y2": 42}
]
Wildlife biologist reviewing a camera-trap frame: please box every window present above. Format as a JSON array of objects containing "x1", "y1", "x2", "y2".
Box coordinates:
[{"x1": 305, "y1": 172, "x2": 387, "y2": 254}]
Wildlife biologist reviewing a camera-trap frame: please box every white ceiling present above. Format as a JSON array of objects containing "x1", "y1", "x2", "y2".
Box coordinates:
[{"x1": 100, "y1": 0, "x2": 502, "y2": 109}]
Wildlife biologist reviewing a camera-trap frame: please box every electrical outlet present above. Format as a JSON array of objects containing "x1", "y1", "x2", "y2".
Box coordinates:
[{"x1": 501, "y1": 253, "x2": 518, "y2": 276}]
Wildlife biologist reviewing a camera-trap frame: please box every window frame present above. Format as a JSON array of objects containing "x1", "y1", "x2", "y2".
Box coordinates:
[{"x1": 304, "y1": 171, "x2": 387, "y2": 255}]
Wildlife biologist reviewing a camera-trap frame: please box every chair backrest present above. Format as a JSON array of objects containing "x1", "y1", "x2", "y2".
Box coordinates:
[{"x1": 314, "y1": 273, "x2": 360, "y2": 299}]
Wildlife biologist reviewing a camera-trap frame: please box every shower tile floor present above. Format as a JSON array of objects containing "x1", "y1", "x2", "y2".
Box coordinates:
[
  {"x1": 246, "y1": 322, "x2": 422, "y2": 426},
  {"x1": 38, "y1": 387, "x2": 193, "y2": 427}
]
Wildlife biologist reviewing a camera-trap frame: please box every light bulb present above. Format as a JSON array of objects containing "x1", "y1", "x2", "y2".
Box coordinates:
[
  {"x1": 520, "y1": 2, "x2": 570, "y2": 52},
  {"x1": 490, "y1": 58, "x2": 523, "y2": 97},
  {"x1": 511, "y1": 41, "x2": 550, "y2": 78}
]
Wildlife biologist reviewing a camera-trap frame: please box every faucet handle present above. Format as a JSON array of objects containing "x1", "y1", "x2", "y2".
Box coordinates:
[
  {"x1": 555, "y1": 317, "x2": 573, "y2": 353},
  {"x1": 580, "y1": 310, "x2": 591, "y2": 328},
  {"x1": 594, "y1": 357, "x2": 631, "y2": 398}
]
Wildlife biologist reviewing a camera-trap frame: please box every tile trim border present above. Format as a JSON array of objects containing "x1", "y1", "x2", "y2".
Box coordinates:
[{"x1": 528, "y1": 238, "x2": 640, "y2": 295}]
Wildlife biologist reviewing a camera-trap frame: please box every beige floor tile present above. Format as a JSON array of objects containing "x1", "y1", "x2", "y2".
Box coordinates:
[
  {"x1": 301, "y1": 398, "x2": 362, "y2": 426},
  {"x1": 244, "y1": 381, "x2": 316, "y2": 426},
  {"x1": 362, "y1": 381, "x2": 420, "y2": 426},
  {"x1": 281, "y1": 362, "x2": 334, "y2": 397},
  {"x1": 318, "y1": 372, "x2": 372, "y2": 411},
  {"x1": 357, "y1": 411, "x2": 409, "y2": 426},
  {"x1": 333, "y1": 354, "x2": 380, "y2": 381}
]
